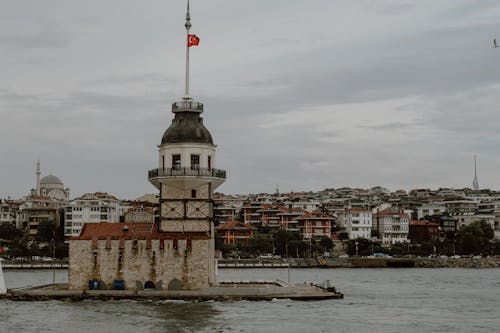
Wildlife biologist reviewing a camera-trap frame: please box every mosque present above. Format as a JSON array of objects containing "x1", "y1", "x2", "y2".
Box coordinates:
[{"x1": 30, "y1": 159, "x2": 70, "y2": 201}]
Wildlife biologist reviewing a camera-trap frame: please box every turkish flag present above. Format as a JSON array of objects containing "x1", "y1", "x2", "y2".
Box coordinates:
[{"x1": 187, "y1": 34, "x2": 200, "y2": 47}]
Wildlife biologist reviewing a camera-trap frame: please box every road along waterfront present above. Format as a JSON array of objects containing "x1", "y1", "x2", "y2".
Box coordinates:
[
  {"x1": 3, "y1": 257, "x2": 499, "y2": 270},
  {"x1": 1, "y1": 268, "x2": 499, "y2": 333}
]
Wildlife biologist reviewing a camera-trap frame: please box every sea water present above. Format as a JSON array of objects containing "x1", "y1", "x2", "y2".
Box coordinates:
[{"x1": 1, "y1": 268, "x2": 499, "y2": 333}]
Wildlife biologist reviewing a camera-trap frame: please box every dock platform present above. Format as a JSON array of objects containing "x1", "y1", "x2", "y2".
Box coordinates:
[{"x1": 1, "y1": 280, "x2": 343, "y2": 302}]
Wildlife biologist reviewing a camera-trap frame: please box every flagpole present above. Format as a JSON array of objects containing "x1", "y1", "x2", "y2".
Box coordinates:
[{"x1": 185, "y1": 0, "x2": 191, "y2": 99}]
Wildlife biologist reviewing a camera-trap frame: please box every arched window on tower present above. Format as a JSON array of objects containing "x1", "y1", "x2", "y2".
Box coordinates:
[
  {"x1": 191, "y1": 155, "x2": 200, "y2": 170},
  {"x1": 172, "y1": 154, "x2": 181, "y2": 170}
]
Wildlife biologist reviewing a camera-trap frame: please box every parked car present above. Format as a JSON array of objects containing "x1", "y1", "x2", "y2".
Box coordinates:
[
  {"x1": 339, "y1": 254, "x2": 349, "y2": 259},
  {"x1": 451, "y1": 255, "x2": 461, "y2": 259},
  {"x1": 257, "y1": 254, "x2": 274, "y2": 259}
]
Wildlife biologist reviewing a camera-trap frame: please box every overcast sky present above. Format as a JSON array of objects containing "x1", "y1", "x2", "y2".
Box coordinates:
[{"x1": 1, "y1": 0, "x2": 500, "y2": 199}]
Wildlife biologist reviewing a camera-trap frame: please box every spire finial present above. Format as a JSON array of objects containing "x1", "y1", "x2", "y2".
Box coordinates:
[
  {"x1": 185, "y1": 0, "x2": 192, "y2": 31},
  {"x1": 473, "y1": 154, "x2": 479, "y2": 190}
]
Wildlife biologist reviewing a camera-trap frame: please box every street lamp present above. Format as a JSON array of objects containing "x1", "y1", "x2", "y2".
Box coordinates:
[{"x1": 52, "y1": 229, "x2": 56, "y2": 289}]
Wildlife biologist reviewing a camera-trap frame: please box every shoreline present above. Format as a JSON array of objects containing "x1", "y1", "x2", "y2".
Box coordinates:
[{"x1": 2, "y1": 258, "x2": 499, "y2": 270}]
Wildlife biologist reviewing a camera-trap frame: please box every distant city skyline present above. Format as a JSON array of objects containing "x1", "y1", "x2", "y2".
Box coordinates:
[{"x1": 2, "y1": 1, "x2": 500, "y2": 199}]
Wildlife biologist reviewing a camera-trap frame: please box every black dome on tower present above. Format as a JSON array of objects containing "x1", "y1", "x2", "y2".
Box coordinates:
[{"x1": 161, "y1": 101, "x2": 213, "y2": 145}]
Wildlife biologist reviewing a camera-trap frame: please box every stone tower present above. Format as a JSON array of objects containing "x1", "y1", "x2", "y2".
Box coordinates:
[{"x1": 147, "y1": 0, "x2": 226, "y2": 289}]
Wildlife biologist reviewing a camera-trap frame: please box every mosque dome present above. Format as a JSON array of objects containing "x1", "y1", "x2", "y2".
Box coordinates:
[
  {"x1": 161, "y1": 111, "x2": 213, "y2": 145},
  {"x1": 40, "y1": 174, "x2": 63, "y2": 185}
]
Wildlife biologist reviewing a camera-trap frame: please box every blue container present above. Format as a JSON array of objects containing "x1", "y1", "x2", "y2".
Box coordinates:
[
  {"x1": 113, "y1": 280, "x2": 125, "y2": 290},
  {"x1": 88, "y1": 280, "x2": 100, "y2": 290}
]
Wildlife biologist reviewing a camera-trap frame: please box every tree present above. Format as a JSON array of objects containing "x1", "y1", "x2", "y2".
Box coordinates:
[
  {"x1": 491, "y1": 240, "x2": 500, "y2": 255},
  {"x1": 0, "y1": 222, "x2": 23, "y2": 240},
  {"x1": 6, "y1": 237, "x2": 29, "y2": 259},
  {"x1": 389, "y1": 243, "x2": 408, "y2": 256},
  {"x1": 319, "y1": 237, "x2": 334, "y2": 252},
  {"x1": 35, "y1": 219, "x2": 57, "y2": 243},
  {"x1": 273, "y1": 230, "x2": 300, "y2": 257},
  {"x1": 456, "y1": 220, "x2": 494, "y2": 255},
  {"x1": 346, "y1": 238, "x2": 374, "y2": 256},
  {"x1": 288, "y1": 240, "x2": 309, "y2": 258},
  {"x1": 257, "y1": 225, "x2": 272, "y2": 234},
  {"x1": 247, "y1": 235, "x2": 273, "y2": 255},
  {"x1": 214, "y1": 232, "x2": 224, "y2": 250}
]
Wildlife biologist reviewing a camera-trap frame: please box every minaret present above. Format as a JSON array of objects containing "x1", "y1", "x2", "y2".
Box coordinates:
[
  {"x1": 472, "y1": 155, "x2": 479, "y2": 190},
  {"x1": 36, "y1": 157, "x2": 41, "y2": 196},
  {"x1": 148, "y1": 0, "x2": 225, "y2": 290}
]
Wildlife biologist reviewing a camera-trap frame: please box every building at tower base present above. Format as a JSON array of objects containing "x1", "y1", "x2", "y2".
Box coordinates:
[{"x1": 68, "y1": 223, "x2": 214, "y2": 290}]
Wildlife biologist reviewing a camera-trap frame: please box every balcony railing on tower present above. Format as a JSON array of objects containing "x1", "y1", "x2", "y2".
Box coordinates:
[
  {"x1": 148, "y1": 167, "x2": 226, "y2": 180},
  {"x1": 172, "y1": 100, "x2": 203, "y2": 112}
]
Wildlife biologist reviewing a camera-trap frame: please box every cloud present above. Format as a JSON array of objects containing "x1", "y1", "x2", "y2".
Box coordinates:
[
  {"x1": 0, "y1": 25, "x2": 69, "y2": 49},
  {"x1": 3, "y1": 0, "x2": 500, "y2": 198}
]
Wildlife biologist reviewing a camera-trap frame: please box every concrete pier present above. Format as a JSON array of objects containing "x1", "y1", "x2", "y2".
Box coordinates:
[{"x1": 1, "y1": 280, "x2": 343, "y2": 302}]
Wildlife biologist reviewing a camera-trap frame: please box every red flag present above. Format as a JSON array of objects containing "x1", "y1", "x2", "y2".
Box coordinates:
[{"x1": 187, "y1": 34, "x2": 200, "y2": 47}]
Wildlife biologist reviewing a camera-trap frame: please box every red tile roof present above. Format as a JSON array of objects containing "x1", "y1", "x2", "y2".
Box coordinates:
[
  {"x1": 410, "y1": 220, "x2": 439, "y2": 226},
  {"x1": 215, "y1": 220, "x2": 256, "y2": 230},
  {"x1": 373, "y1": 209, "x2": 408, "y2": 218},
  {"x1": 297, "y1": 212, "x2": 334, "y2": 219},
  {"x1": 71, "y1": 222, "x2": 209, "y2": 240}
]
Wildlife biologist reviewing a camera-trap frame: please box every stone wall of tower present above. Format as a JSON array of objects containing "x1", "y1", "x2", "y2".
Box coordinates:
[
  {"x1": 69, "y1": 237, "x2": 215, "y2": 290},
  {"x1": 159, "y1": 183, "x2": 213, "y2": 233}
]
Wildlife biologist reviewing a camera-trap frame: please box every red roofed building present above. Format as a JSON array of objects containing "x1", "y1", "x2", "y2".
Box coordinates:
[
  {"x1": 409, "y1": 220, "x2": 444, "y2": 242},
  {"x1": 277, "y1": 208, "x2": 304, "y2": 233},
  {"x1": 242, "y1": 202, "x2": 265, "y2": 224},
  {"x1": 297, "y1": 211, "x2": 333, "y2": 239},
  {"x1": 256, "y1": 204, "x2": 282, "y2": 229},
  {"x1": 215, "y1": 220, "x2": 255, "y2": 245},
  {"x1": 69, "y1": 222, "x2": 211, "y2": 290}
]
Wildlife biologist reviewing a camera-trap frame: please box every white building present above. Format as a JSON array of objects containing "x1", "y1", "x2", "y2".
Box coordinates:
[
  {"x1": 443, "y1": 200, "x2": 478, "y2": 214},
  {"x1": 284, "y1": 200, "x2": 320, "y2": 212},
  {"x1": 453, "y1": 213, "x2": 495, "y2": 230},
  {"x1": 64, "y1": 192, "x2": 122, "y2": 237},
  {"x1": 337, "y1": 207, "x2": 372, "y2": 239},
  {"x1": 0, "y1": 200, "x2": 16, "y2": 226},
  {"x1": 417, "y1": 202, "x2": 447, "y2": 220},
  {"x1": 372, "y1": 209, "x2": 409, "y2": 245}
]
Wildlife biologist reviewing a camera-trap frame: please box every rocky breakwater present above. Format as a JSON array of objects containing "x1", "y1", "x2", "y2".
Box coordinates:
[{"x1": 414, "y1": 258, "x2": 499, "y2": 268}]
